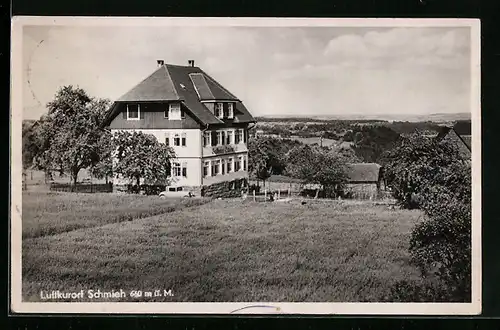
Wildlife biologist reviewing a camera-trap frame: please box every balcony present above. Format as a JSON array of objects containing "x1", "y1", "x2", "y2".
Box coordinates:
[{"x1": 203, "y1": 143, "x2": 247, "y2": 157}]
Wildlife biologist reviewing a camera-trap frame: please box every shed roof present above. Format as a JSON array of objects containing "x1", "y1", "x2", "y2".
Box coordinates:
[{"x1": 346, "y1": 163, "x2": 382, "y2": 183}]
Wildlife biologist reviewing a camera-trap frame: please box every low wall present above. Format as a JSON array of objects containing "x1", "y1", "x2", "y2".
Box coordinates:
[{"x1": 201, "y1": 178, "x2": 248, "y2": 198}]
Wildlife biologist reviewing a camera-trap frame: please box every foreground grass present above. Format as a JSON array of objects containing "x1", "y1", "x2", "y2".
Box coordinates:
[
  {"x1": 23, "y1": 198, "x2": 424, "y2": 302},
  {"x1": 22, "y1": 192, "x2": 210, "y2": 239}
]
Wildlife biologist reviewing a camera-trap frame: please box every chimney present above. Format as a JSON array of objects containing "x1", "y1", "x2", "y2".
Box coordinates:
[
  {"x1": 157, "y1": 59, "x2": 164, "y2": 67},
  {"x1": 188, "y1": 60, "x2": 194, "y2": 67}
]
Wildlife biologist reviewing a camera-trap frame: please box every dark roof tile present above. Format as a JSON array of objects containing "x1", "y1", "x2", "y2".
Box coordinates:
[
  {"x1": 346, "y1": 163, "x2": 382, "y2": 183},
  {"x1": 104, "y1": 63, "x2": 255, "y2": 126}
]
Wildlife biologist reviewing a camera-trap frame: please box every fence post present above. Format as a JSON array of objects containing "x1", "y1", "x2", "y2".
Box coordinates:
[
  {"x1": 264, "y1": 189, "x2": 267, "y2": 202},
  {"x1": 253, "y1": 189, "x2": 256, "y2": 202}
]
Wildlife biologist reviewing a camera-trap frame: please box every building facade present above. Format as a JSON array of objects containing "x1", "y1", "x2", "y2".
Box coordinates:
[{"x1": 103, "y1": 60, "x2": 256, "y2": 196}]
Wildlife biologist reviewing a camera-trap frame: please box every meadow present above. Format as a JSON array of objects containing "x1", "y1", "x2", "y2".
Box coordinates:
[
  {"x1": 22, "y1": 192, "x2": 209, "y2": 238},
  {"x1": 22, "y1": 192, "x2": 426, "y2": 302}
]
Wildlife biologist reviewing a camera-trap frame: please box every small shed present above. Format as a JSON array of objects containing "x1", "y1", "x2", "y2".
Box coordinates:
[{"x1": 344, "y1": 163, "x2": 385, "y2": 200}]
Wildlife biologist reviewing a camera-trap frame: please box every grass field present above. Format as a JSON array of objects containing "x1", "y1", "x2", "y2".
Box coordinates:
[
  {"x1": 22, "y1": 192, "x2": 210, "y2": 239},
  {"x1": 22, "y1": 193, "x2": 426, "y2": 302}
]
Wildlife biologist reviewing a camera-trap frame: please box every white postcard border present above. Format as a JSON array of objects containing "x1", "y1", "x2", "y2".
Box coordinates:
[{"x1": 10, "y1": 16, "x2": 482, "y2": 315}]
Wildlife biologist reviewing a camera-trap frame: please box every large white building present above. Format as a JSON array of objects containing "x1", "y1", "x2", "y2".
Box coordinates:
[{"x1": 102, "y1": 60, "x2": 256, "y2": 195}]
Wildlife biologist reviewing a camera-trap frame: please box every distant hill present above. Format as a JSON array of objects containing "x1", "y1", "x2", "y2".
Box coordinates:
[{"x1": 257, "y1": 112, "x2": 471, "y2": 123}]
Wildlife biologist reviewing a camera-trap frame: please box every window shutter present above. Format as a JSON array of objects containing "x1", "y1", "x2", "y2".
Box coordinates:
[
  {"x1": 182, "y1": 137, "x2": 186, "y2": 146},
  {"x1": 221, "y1": 131, "x2": 226, "y2": 145},
  {"x1": 182, "y1": 167, "x2": 187, "y2": 177},
  {"x1": 122, "y1": 110, "x2": 127, "y2": 119},
  {"x1": 140, "y1": 107, "x2": 144, "y2": 119},
  {"x1": 243, "y1": 129, "x2": 247, "y2": 143},
  {"x1": 166, "y1": 164, "x2": 171, "y2": 176},
  {"x1": 221, "y1": 160, "x2": 225, "y2": 175},
  {"x1": 165, "y1": 137, "x2": 169, "y2": 146}
]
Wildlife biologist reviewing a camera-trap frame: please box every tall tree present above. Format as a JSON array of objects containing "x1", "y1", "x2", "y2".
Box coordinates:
[
  {"x1": 382, "y1": 132, "x2": 465, "y2": 209},
  {"x1": 286, "y1": 144, "x2": 348, "y2": 198},
  {"x1": 248, "y1": 136, "x2": 288, "y2": 187},
  {"x1": 112, "y1": 131, "x2": 175, "y2": 190},
  {"x1": 34, "y1": 85, "x2": 111, "y2": 188},
  {"x1": 89, "y1": 129, "x2": 114, "y2": 184}
]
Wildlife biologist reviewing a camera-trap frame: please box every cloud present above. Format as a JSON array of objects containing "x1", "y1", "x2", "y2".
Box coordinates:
[
  {"x1": 21, "y1": 25, "x2": 472, "y2": 120},
  {"x1": 323, "y1": 27, "x2": 470, "y2": 68}
]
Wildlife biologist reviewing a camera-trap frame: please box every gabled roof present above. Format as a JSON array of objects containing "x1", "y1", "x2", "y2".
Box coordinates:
[
  {"x1": 346, "y1": 163, "x2": 382, "y2": 183},
  {"x1": 103, "y1": 63, "x2": 255, "y2": 126},
  {"x1": 435, "y1": 126, "x2": 471, "y2": 152}
]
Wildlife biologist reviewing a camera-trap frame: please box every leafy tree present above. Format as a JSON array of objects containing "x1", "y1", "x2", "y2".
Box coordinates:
[
  {"x1": 408, "y1": 162, "x2": 471, "y2": 301},
  {"x1": 286, "y1": 144, "x2": 348, "y2": 198},
  {"x1": 248, "y1": 137, "x2": 287, "y2": 187},
  {"x1": 90, "y1": 129, "x2": 114, "y2": 184},
  {"x1": 33, "y1": 86, "x2": 111, "y2": 187},
  {"x1": 112, "y1": 131, "x2": 175, "y2": 190},
  {"x1": 382, "y1": 132, "x2": 464, "y2": 209},
  {"x1": 351, "y1": 125, "x2": 400, "y2": 163},
  {"x1": 22, "y1": 121, "x2": 40, "y2": 169},
  {"x1": 383, "y1": 132, "x2": 471, "y2": 302}
]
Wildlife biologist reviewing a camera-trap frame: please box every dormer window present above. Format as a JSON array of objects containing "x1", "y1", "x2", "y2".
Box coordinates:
[
  {"x1": 228, "y1": 103, "x2": 234, "y2": 119},
  {"x1": 215, "y1": 103, "x2": 223, "y2": 119},
  {"x1": 127, "y1": 104, "x2": 140, "y2": 120},
  {"x1": 168, "y1": 103, "x2": 182, "y2": 120}
]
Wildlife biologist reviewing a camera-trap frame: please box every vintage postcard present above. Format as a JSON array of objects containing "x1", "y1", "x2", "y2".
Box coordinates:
[{"x1": 10, "y1": 17, "x2": 481, "y2": 315}]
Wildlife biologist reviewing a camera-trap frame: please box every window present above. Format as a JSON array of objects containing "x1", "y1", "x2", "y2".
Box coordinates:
[
  {"x1": 177, "y1": 186, "x2": 183, "y2": 191},
  {"x1": 169, "y1": 103, "x2": 181, "y2": 120},
  {"x1": 215, "y1": 103, "x2": 223, "y2": 119},
  {"x1": 243, "y1": 156, "x2": 247, "y2": 171},
  {"x1": 182, "y1": 162, "x2": 187, "y2": 177},
  {"x1": 228, "y1": 103, "x2": 234, "y2": 119},
  {"x1": 240, "y1": 129, "x2": 245, "y2": 144},
  {"x1": 216, "y1": 131, "x2": 222, "y2": 146},
  {"x1": 164, "y1": 108, "x2": 169, "y2": 119},
  {"x1": 172, "y1": 162, "x2": 181, "y2": 177},
  {"x1": 127, "y1": 104, "x2": 140, "y2": 120},
  {"x1": 235, "y1": 129, "x2": 242, "y2": 144},
  {"x1": 238, "y1": 156, "x2": 244, "y2": 171},
  {"x1": 213, "y1": 160, "x2": 221, "y2": 175},
  {"x1": 203, "y1": 161, "x2": 210, "y2": 177},
  {"x1": 227, "y1": 158, "x2": 233, "y2": 173},
  {"x1": 173, "y1": 134, "x2": 181, "y2": 146},
  {"x1": 203, "y1": 131, "x2": 211, "y2": 147},
  {"x1": 235, "y1": 157, "x2": 241, "y2": 171},
  {"x1": 221, "y1": 159, "x2": 225, "y2": 175},
  {"x1": 168, "y1": 187, "x2": 176, "y2": 192},
  {"x1": 226, "y1": 130, "x2": 233, "y2": 145},
  {"x1": 181, "y1": 133, "x2": 187, "y2": 147}
]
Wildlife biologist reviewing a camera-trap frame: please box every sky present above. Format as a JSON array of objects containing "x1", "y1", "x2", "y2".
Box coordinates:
[{"x1": 22, "y1": 24, "x2": 472, "y2": 120}]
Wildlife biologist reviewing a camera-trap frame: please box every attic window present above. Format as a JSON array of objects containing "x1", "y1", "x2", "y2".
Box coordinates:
[
  {"x1": 127, "y1": 104, "x2": 140, "y2": 120},
  {"x1": 215, "y1": 103, "x2": 223, "y2": 119},
  {"x1": 168, "y1": 103, "x2": 181, "y2": 120}
]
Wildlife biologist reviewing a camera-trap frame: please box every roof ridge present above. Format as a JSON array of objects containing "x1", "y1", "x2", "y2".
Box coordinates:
[
  {"x1": 163, "y1": 65, "x2": 181, "y2": 100},
  {"x1": 199, "y1": 69, "x2": 240, "y2": 101}
]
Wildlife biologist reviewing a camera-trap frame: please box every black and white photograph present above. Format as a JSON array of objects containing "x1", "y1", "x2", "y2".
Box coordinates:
[{"x1": 11, "y1": 17, "x2": 481, "y2": 315}]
